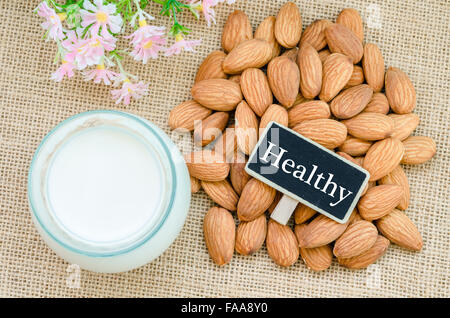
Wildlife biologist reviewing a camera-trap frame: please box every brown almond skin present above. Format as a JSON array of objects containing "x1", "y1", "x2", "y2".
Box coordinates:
[
  {"x1": 230, "y1": 157, "x2": 250, "y2": 196},
  {"x1": 267, "y1": 56, "x2": 300, "y2": 108},
  {"x1": 318, "y1": 49, "x2": 331, "y2": 63},
  {"x1": 358, "y1": 185, "x2": 403, "y2": 220},
  {"x1": 401, "y1": 136, "x2": 437, "y2": 164},
  {"x1": 191, "y1": 79, "x2": 242, "y2": 111},
  {"x1": 201, "y1": 179, "x2": 239, "y2": 211},
  {"x1": 294, "y1": 204, "x2": 317, "y2": 224},
  {"x1": 338, "y1": 235, "x2": 390, "y2": 269},
  {"x1": 195, "y1": 50, "x2": 227, "y2": 83},
  {"x1": 300, "y1": 244, "x2": 333, "y2": 272},
  {"x1": 259, "y1": 104, "x2": 288, "y2": 136},
  {"x1": 379, "y1": 165, "x2": 410, "y2": 210},
  {"x1": 297, "y1": 42, "x2": 322, "y2": 99},
  {"x1": 194, "y1": 112, "x2": 229, "y2": 147},
  {"x1": 222, "y1": 39, "x2": 273, "y2": 74},
  {"x1": 388, "y1": 113, "x2": 420, "y2": 141},
  {"x1": 300, "y1": 19, "x2": 333, "y2": 51},
  {"x1": 274, "y1": 2, "x2": 302, "y2": 48},
  {"x1": 237, "y1": 178, "x2": 276, "y2": 221},
  {"x1": 320, "y1": 53, "x2": 354, "y2": 102},
  {"x1": 240, "y1": 68, "x2": 273, "y2": 116},
  {"x1": 330, "y1": 84, "x2": 374, "y2": 119},
  {"x1": 266, "y1": 219, "x2": 299, "y2": 267},
  {"x1": 333, "y1": 220, "x2": 378, "y2": 258},
  {"x1": 342, "y1": 112, "x2": 394, "y2": 141},
  {"x1": 376, "y1": 209, "x2": 423, "y2": 251},
  {"x1": 184, "y1": 150, "x2": 230, "y2": 181},
  {"x1": 288, "y1": 100, "x2": 330, "y2": 127},
  {"x1": 297, "y1": 214, "x2": 349, "y2": 248},
  {"x1": 293, "y1": 118, "x2": 347, "y2": 149},
  {"x1": 190, "y1": 176, "x2": 201, "y2": 193},
  {"x1": 363, "y1": 92, "x2": 390, "y2": 114},
  {"x1": 362, "y1": 43, "x2": 385, "y2": 92},
  {"x1": 254, "y1": 16, "x2": 281, "y2": 59},
  {"x1": 235, "y1": 215, "x2": 267, "y2": 255},
  {"x1": 235, "y1": 101, "x2": 259, "y2": 155},
  {"x1": 338, "y1": 136, "x2": 372, "y2": 157},
  {"x1": 204, "y1": 207, "x2": 236, "y2": 266},
  {"x1": 325, "y1": 23, "x2": 363, "y2": 64},
  {"x1": 169, "y1": 100, "x2": 212, "y2": 131},
  {"x1": 221, "y1": 10, "x2": 252, "y2": 53},
  {"x1": 267, "y1": 191, "x2": 282, "y2": 214},
  {"x1": 385, "y1": 67, "x2": 416, "y2": 114},
  {"x1": 213, "y1": 127, "x2": 237, "y2": 161},
  {"x1": 336, "y1": 8, "x2": 364, "y2": 42},
  {"x1": 363, "y1": 137, "x2": 405, "y2": 181},
  {"x1": 344, "y1": 65, "x2": 365, "y2": 88}
]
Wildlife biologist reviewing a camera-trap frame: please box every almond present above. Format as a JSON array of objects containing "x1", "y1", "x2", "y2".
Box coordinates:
[
  {"x1": 201, "y1": 179, "x2": 239, "y2": 211},
  {"x1": 267, "y1": 56, "x2": 300, "y2": 108},
  {"x1": 237, "y1": 178, "x2": 276, "y2": 221},
  {"x1": 342, "y1": 112, "x2": 394, "y2": 140},
  {"x1": 281, "y1": 47, "x2": 299, "y2": 61},
  {"x1": 185, "y1": 150, "x2": 230, "y2": 181},
  {"x1": 169, "y1": 100, "x2": 212, "y2": 131},
  {"x1": 300, "y1": 245, "x2": 333, "y2": 271},
  {"x1": 388, "y1": 113, "x2": 420, "y2": 141},
  {"x1": 230, "y1": 158, "x2": 251, "y2": 196},
  {"x1": 338, "y1": 136, "x2": 372, "y2": 156},
  {"x1": 333, "y1": 220, "x2": 378, "y2": 258},
  {"x1": 228, "y1": 74, "x2": 241, "y2": 84},
  {"x1": 203, "y1": 207, "x2": 236, "y2": 265},
  {"x1": 297, "y1": 214, "x2": 349, "y2": 248},
  {"x1": 318, "y1": 49, "x2": 331, "y2": 63},
  {"x1": 337, "y1": 151, "x2": 360, "y2": 166},
  {"x1": 358, "y1": 185, "x2": 403, "y2": 220},
  {"x1": 266, "y1": 219, "x2": 299, "y2": 267},
  {"x1": 235, "y1": 101, "x2": 259, "y2": 155},
  {"x1": 320, "y1": 53, "x2": 353, "y2": 102},
  {"x1": 194, "y1": 112, "x2": 229, "y2": 146},
  {"x1": 288, "y1": 100, "x2": 330, "y2": 127},
  {"x1": 362, "y1": 43, "x2": 385, "y2": 92},
  {"x1": 191, "y1": 79, "x2": 242, "y2": 111},
  {"x1": 235, "y1": 215, "x2": 267, "y2": 255},
  {"x1": 401, "y1": 136, "x2": 437, "y2": 164},
  {"x1": 294, "y1": 92, "x2": 311, "y2": 105},
  {"x1": 300, "y1": 19, "x2": 333, "y2": 51},
  {"x1": 293, "y1": 118, "x2": 347, "y2": 149},
  {"x1": 195, "y1": 50, "x2": 227, "y2": 83},
  {"x1": 274, "y1": 2, "x2": 302, "y2": 48},
  {"x1": 213, "y1": 127, "x2": 237, "y2": 161},
  {"x1": 344, "y1": 65, "x2": 365, "y2": 88},
  {"x1": 294, "y1": 204, "x2": 317, "y2": 224},
  {"x1": 349, "y1": 210, "x2": 364, "y2": 224},
  {"x1": 254, "y1": 16, "x2": 280, "y2": 59},
  {"x1": 222, "y1": 39, "x2": 273, "y2": 74},
  {"x1": 385, "y1": 67, "x2": 416, "y2": 114},
  {"x1": 297, "y1": 42, "x2": 322, "y2": 99},
  {"x1": 363, "y1": 137, "x2": 405, "y2": 181},
  {"x1": 240, "y1": 68, "x2": 273, "y2": 116},
  {"x1": 363, "y1": 92, "x2": 390, "y2": 114},
  {"x1": 267, "y1": 191, "x2": 282, "y2": 214},
  {"x1": 336, "y1": 8, "x2": 364, "y2": 42},
  {"x1": 221, "y1": 10, "x2": 252, "y2": 53},
  {"x1": 325, "y1": 23, "x2": 363, "y2": 64},
  {"x1": 259, "y1": 104, "x2": 289, "y2": 136},
  {"x1": 379, "y1": 165, "x2": 410, "y2": 210},
  {"x1": 190, "y1": 176, "x2": 201, "y2": 193},
  {"x1": 338, "y1": 235, "x2": 390, "y2": 269},
  {"x1": 376, "y1": 209, "x2": 423, "y2": 251},
  {"x1": 330, "y1": 84, "x2": 373, "y2": 119}
]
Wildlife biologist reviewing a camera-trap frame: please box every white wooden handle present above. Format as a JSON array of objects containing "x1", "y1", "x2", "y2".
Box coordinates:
[{"x1": 270, "y1": 194, "x2": 298, "y2": 225}]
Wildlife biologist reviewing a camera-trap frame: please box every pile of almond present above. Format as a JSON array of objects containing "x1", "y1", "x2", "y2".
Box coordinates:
[{"x1": 168, "y1": 3, "x2": 437, "y2": 271}]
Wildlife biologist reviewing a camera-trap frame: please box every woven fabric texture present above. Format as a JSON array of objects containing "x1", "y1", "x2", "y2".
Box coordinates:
[{"x1": 0, "y1": 0, "x2": 449, "y2": 297}]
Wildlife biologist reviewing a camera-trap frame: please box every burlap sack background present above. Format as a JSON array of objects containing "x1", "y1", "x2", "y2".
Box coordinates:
[{"x1": 0, "y1": 0, "x2": 448, "y2": 298}]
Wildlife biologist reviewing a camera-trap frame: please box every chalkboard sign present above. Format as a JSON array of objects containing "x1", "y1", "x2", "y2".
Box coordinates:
[{"x1": 245, "y1": 122, "x2": 369, "y2": 224}]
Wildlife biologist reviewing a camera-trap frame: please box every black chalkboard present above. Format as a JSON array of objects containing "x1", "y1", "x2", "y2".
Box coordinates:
[{"x1": 245, "y1": 122, "x2": 369, "y2": 223}]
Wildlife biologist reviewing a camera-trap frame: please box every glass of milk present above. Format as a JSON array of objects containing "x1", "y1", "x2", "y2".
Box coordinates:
[{"x1": 28, "y1": 110, "x2": 190, "y2": 273}]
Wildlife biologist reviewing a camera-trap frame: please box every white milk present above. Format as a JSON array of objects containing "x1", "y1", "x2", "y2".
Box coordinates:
[{"x1": 47, "y1": 127, "x2": 164, "y2": 244}]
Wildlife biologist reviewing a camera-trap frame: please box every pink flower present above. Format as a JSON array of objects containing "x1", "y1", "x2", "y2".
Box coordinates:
[
  {"x1": 66, "y1": 36, "x2": 116, "y2": 69},
  {"x1": 201, "y1": 0, "x2": 219, "y2": 26},
  {"x1": 80, "y1": 0, "x2": 123, "y2": 39},
  {"x1": 164, "y1": 34, "x2": 201, "y2": 56},
  {"x1": 51, "y1": 60, "x2": 75, "y2": 81},
  {"x1": 111, "y1": 79, "x2": 148, "y2": 105},
  {"x1": 83, "y1": 64, "x2": 119, "y2": 85},
  {"x1": 127, "y1": 20, "x2": 166, "y2": 63},
  {"x1": 37, "y1": 2, "x2": 65, "y2": 41}
]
